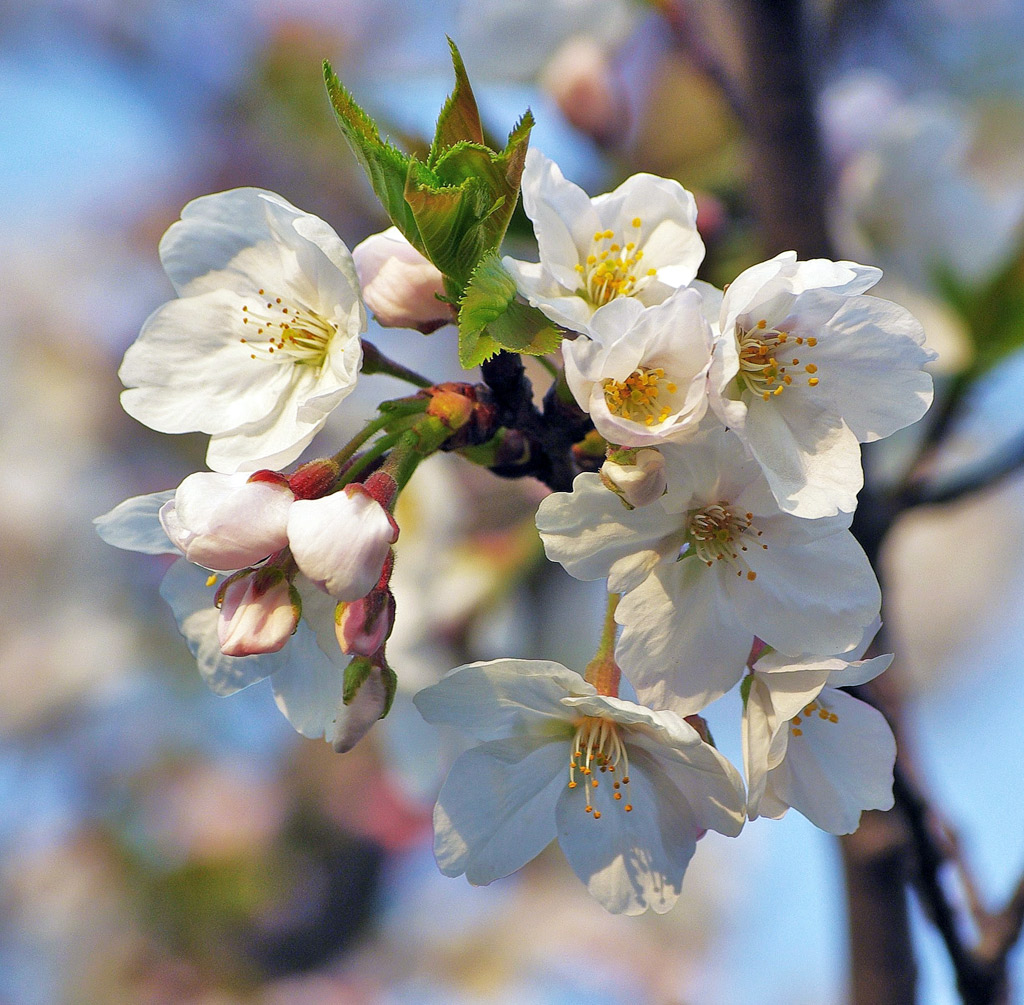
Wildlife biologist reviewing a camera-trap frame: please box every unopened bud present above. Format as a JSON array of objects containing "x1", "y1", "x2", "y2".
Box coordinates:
[
  {"x1": 217, "y1": 568, "x2": 300, "y2": 657},
  {"x1": 428, "y1": 383, "x2": 499, "y2": 449},
  {"x1": 287, "y1": 458, "x2": 341, "y2": 500},
  {"x1": 287, "y1": 484, "x2": 398, "y2": 601},
  {"x1": 352, "y1": 226, "x2": 455, "y2": 333},
  {"x1": 600, "y1": 448, "x2": 667, "y2": 508},
  {"x1": 159, "y1": 471, "x2": 294, "y2": 572},
  {"x1": 332, "y1": 655, "x2": 396, "y2": 753},
  {"x1": 335, "y1": 590, "x2": 396, "y2": 657}
]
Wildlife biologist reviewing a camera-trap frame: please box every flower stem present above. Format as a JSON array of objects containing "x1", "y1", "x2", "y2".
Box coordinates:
[
  {"x1": 331, "y1": 412, "x2": 396, "y2": 467},
  {"x1": 361, "y1": 340, "x2": 433, "y2": 388},
  {"x1": 336, "y1": 429, "x2": 408, "y2": 487},
  {"x1": 584, "y1": 592, "x2": 621, "y2": 697}
]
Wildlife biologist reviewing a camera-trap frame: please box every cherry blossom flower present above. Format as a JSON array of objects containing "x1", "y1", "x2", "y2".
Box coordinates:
[
  {"x1": 743, "y1": 633, "x2": 895, "y2": 834},
  {"x1": 352, "y1": 226, "x2": 454, "y2": 332},
  {"x1": 562, "y1": 288, "x2": 713, "y2": 447},
  {"x1": 536, "y1": 428, "x2": 880, "y2": 713},
  {"x1": 502, "y1": 149, "x2": 704, "y2": 334},
  {"x1": 414, "y1": 659, "x2": 745, "y2": 915},
  {"x1": 158, "y1": 470, "x2": 294, "y2": 572},
  {"x1": 707, "y1": 251, "x2": 935, "y2": 517},
  {"x1": 119, "y1": 188, "x2": 366, "y2": 473}
]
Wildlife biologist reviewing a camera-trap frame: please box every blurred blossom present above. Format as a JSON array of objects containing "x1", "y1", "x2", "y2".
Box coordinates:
[
  {"x1": 540, "y1": 34, "x2": 630, "y2": 146},
  {"x1": 826, "y1": 78, "x2": 1024, "y2": 289}
]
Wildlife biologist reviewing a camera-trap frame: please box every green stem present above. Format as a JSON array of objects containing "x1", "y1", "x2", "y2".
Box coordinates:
[
  {"x1": 331, "y1": 412, "x2": 395, "y2": 467},
  {"x1": 584, "y1": 593, "x2": 621, "y2": 697},
  {"x1": 336, "y1": 429, "x2": 408, "y2": 486},
  {"x1": 361, "y1": 340, "x2": 433, "y2": 388}
]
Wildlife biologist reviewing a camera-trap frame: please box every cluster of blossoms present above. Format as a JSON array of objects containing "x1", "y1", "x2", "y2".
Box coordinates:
[{"x1": 98, "y1": 55, "x2": 935, "y2": 916}]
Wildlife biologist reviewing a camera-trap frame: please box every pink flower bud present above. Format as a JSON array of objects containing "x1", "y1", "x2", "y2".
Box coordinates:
[
  {"x1": 286, "y1": 484, "x2": 398, "y2": 601},
  {"x1": 335, "y1": 591, "x2": 395, "y2": 657},
  {"x1": 217, "y1": 569, "x2": 300, "y2": 657},
  {"x1": 600, "y1": 448, "x2": 667, "y2": 508},
  {"x1": 352, "y1": 227, "x2": 454, "y2": 333},
  {"x1": 159, "y1": 471, "x2": 294, "y2": 572}
]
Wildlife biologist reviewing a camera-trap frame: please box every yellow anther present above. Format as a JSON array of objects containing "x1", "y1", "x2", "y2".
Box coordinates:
[
  {"x1": 757, "y1": 319, "x2": 767, "y2": 329},
  {"x1": 806, "y1": 337, "x2": 818, "y2": 346},
  {"x1": 805, "y1": 363, "x2": 817, "y2": 373},
  {"x1": 593, "y1": 811, "x2": 602, "y2": 819},
  {"x1": 206, "y1": 574, "x2": 217, "y2": 587},
  {"x1": 808, "y1": 377, "x2": 819, "y2": 386},
  {"x1": 792, "y1": 727, "x2": 803, "y2": 736},
  {"x1": 631, "y1": 217, "x2": 642, "y2": 228},
  {"x1": 747, "y1": 570, "x2": 757, "y2": 580}
]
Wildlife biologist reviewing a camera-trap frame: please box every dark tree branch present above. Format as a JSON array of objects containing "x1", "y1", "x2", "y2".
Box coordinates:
[
  {"x1": 480, "y1": 352, "x2": 591, "y2": 493},
  {"x1": 733, "y1": 0, "x2": 833, "y2": 258},
  {"x1": 897, "y1": 433, "x2": 1024, "y2": 510}
]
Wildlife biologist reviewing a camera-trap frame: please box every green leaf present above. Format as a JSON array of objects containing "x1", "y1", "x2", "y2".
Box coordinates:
[
  {"x1": 458, "y1": 252, "x2": 562, "y2": 367},
  {"x1": 405, "y1": 160, "x2": 503, "y2": 290},
  {"x1": 428, "y1": 39, "x2": 484, "y2": 165},
  {"x1": 323, "y1": 61, "x2": 423, "y2": 253}
]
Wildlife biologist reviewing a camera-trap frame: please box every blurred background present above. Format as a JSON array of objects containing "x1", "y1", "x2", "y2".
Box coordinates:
[{"x1": 2, "y1": 0, "x2": 1024, "y2": 1001}]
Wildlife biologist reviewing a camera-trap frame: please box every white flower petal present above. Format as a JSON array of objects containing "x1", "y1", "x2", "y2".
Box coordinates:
[
  {"x1": 556, "y1": 746, "x2": 698, "y2": 915},
  {"x1": 536, "y1": 473, "x2": 682, "y2": 594},
  {"x1": 807, "y1": 294, "x2": 934, "y2": 442},
  {"x1": 615, "y1": 561, "x2": 751, "y2": 715},
  {"x1": 94, "y1": 491, "x2": 176, "y2": 555},
  {"x1": 728, "y1": 527, "x2": 879, "y2": 655},
  {"x1": 415, "y1": 659, "x2": 588, "y2": 741},
  {"x1": 269, "y1": 628, "x2": 348, "y2": 740},
  {"x1": 433, "y1": 736, "x2": 566, "y2": 884},
  {"x1": 120, "y1": 291, "x2": 296, "y2": 436},
  {"x1": 769, "y1": 688, "x2": 895, "y2": 834},
  {"x1": 287, "y1": 487, "x2": 397, "y2": 600}
]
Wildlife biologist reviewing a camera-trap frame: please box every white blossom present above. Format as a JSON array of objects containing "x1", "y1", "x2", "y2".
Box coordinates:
[
  {"x1": 708, "y1": 252, "x2": 934, "y2": 517},
  {"x1": 743, "y1": 633, "x2": 895, "y2": 834},
  {"x1": 119, "y1": 188, "x2": 366, "y2": 473},
  {"x1": 536, "y1": 428, "x2": 881, "y2": 714},
  {"x1": 503, "y1": 149, "x2": 704, "y2": 334},
  {"x1": 562, "y1": 288, "x2": 713, "y2": 447},
  {"x1": 414, "y1": 659, "x2": 745, "y2": 915},
  {"x1": 95, "y1": 491, "x2": 355, "y2": 744}
]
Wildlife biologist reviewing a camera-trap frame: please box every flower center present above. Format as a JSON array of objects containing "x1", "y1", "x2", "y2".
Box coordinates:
[
  {"x1": 574, "y1": 218, "x2": 658, "y2": 307},
  {"x1": 686, "y1": 501, "x2": 765, "y2": 579},
  {"x1": 602, "y1": 366, "x2": 679, "y2": 427},
  {"x1": 568, "y1": 717, "x2": 633, "y2": 819},
  {"x1": 735, "y1": 319, "x2": 819, "y2": 402},
  {"x1": 239, "y1": 288, "x2": 335, "y2": 370},
  {"x1": 789, "y1": 697, "x2": 839, "y2": 737}
]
